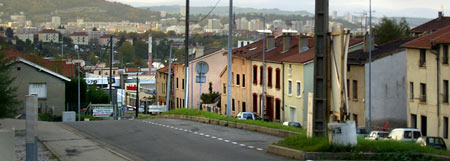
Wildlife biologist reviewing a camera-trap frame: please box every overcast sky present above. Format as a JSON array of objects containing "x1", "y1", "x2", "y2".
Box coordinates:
[{"x1": 110, "y1": 0, "x2": 450, "y2": 18}]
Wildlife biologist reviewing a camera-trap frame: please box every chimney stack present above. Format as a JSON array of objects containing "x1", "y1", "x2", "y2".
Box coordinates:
[
  {"x1": 266, "y1": 35, "x2": 275, "y2": 50},
  {"x1": 438, "y1": 11, "x2": 444, "y2": 19},
  {"x1": 148, "y1": 30, "x2": 153, "y2": 75},
  {"x1": 298, "y1": 34, "x2": 309, "y2": 53},
  {"x1": 283, "y1": 33, "x2": 291, "y2": 52}
]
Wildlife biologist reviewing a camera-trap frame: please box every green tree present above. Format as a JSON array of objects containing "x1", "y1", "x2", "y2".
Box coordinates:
[
  {"x1": 134, "y1": 39, "x2": 148, "y2": 59},
  {"x1": 87, "y1": 87, "x2": 109, "y2": 104},
  {"x1": 373, "y1": 17, "x2": 410, "y2": 44},
  {"x1": 5, "y1": 28, "x2": 14, "y2": 38},
  {"x1": 88, "y1": 53, "x2": 98, "y2": 64},
  {"x1": 65, "y1": 77, "x2": 88, "y2": 111},
  {"x1": 0, "y1": 53, "x2": 20, "y2": 118},
  {"x1": 118, "y1": 42, "x2": 135, "y2": 66}
]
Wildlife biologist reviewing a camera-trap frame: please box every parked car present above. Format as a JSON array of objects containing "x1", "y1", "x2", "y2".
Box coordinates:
[
  {"x1": 416, "y1": 136, "x2": 447, "y2": 150},
  {"x1": 365, "y1": 131, "x2": 390, "y2": 140},
  {"x1": 388, "y1": 128, "x2": 422, "y2": 142},
  {"x1": 356, "y1": 128, "x2": 369, "y2": 138},
  {"x1": 237, "y1": 112, "x2": 256, "y2": 120},
  {"x1": 282, "y1": 122, "x2": 302, "y2": 128}
]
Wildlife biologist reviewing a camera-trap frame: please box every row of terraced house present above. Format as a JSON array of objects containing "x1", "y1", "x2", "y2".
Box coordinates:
[{"x1": 156, "y1": 11, "x2": 450, "y2": 146}]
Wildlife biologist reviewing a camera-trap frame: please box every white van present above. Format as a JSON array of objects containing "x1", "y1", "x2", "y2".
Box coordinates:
[{"x1": 388, "y1": 128, "x2": 422, "y2": 142}]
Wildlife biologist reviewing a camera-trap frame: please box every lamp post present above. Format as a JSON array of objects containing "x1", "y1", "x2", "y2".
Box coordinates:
[
  {"x1": 226, "y1": 0, "x2": 233, "y2": 117},
  {"x1": 368, "y1": 0, "x2": 373, "y2": 132},
  {"x1": 74, "y1": 45, "x2": 80, "y2": 122},
  {"x1": 261, "y1": 17, "x2": 267, "y2": 121}
]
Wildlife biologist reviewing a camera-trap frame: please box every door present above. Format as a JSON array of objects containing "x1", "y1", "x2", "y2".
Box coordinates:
[
  {"x1": 421, "y1": 115, "x2": 427, "y2": 136},
  {"x1": 275, "y1": 99, "x2": 281, "y2": 121},
  {"x1": 266, "y1": 97, "x2": 274, "y2": 121},
  {"x1": 253, "y1": 94, "x2": 258, "y2": 113},
  {"x1": 290, "y1": 107, "x2": 296, "y2": 122}
]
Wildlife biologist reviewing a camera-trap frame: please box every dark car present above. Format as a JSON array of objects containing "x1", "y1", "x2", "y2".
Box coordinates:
[
  {"x1": 416, "y1": 136, "x2": 447, "y2": 150},
  {"x1": 283, "y1": 122, "x2": 302, "y2": 128}
]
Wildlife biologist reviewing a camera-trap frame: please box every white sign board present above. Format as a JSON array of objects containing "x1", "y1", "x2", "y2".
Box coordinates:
[
  {"x1": 93, "y1": 106, "x2": 113, "y2": 117},
  {"x1": 196, "y1": 75, "x2": 206, "y2": 83}
]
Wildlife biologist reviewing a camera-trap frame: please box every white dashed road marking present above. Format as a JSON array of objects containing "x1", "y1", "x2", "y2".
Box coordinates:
[
  {"x1": 256, "y1": 148, "x2": 264, "y2": 151},
  {"x1": 248, "y1": 146, "x2": 254, "y2": 149},
  {"x1": 218, "y1": 138, "x2": 223, "y2": 140},
  {"x1": 224, "y1": 140, "x2": 230, "y2": 142},
  {"x1": 232, "y1": 142, "x2": 238, "y2": 144},
  {"x1": 239, "y1": 144, "x2": 246, "y2": 147},
  {"x1": 211, "y1": 136, "x2": 216, "y2": 139}
]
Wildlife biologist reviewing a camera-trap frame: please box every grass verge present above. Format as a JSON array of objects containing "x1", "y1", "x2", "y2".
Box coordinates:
[
  {"x1": 140, "y1": 108, "x2": 305, "y2": 134},
  {"x1": 275, "y1": 135, "x2": 450, "y2": 160}
]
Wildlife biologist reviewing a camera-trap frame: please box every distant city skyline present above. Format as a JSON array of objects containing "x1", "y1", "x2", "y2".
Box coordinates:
[{"x1": 109, "y1": 0, "x2": 450, "y2": 18}]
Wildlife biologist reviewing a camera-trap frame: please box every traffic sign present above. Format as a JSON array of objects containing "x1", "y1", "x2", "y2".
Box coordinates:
[
  {"x1": 195, "y1": 61, "x2": 209, "y2": 74},
  {"x1": 196, "y1": 75, "x2": 206, "y2": 83}
]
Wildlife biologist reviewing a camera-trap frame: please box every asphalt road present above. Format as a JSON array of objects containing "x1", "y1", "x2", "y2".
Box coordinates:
[{"x1": 65, "y1": 119, "x2": 294, "y2": 161}]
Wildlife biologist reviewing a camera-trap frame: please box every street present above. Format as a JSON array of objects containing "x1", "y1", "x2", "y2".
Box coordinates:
[{"x1": 65, "y1": 119, "x2": 294, "y2": 161}]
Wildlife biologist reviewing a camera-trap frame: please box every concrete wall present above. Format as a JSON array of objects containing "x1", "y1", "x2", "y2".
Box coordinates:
[
  {"x1": 188, "y1": 50, "x2": 227, "y2": 109},
  {"x1": 366, "y1": 50, "x2": 407, "y2": 129},
  {"x1": 9, "y1": 62, "x2": 67, "y2": 116},
  {"x1": 220, "y1": 56, "x2": 252, "y2": 116},
  {"x1": 303, "y1": 62, "x2": 314, "y2": 127},
  {"x1": 283, "y1": 62, "x2": 305, "y2": 125}
]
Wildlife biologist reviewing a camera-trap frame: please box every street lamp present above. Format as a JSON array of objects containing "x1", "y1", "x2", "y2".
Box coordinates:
[
  {"x1": 255, "y1": 14, "x2": 268, "y2": 120},
  {"x1": 74, "y1": 45, "x2": 80, "y2": 122}
]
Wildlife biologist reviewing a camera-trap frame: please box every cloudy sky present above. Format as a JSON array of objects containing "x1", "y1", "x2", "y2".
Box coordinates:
[{"x1": 110, "y1": 0, "x2": 450, "y2": 18}]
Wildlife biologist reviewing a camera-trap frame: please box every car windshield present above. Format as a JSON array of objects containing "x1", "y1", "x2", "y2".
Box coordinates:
[{"x1": 378, "y1": 133, "x2": 389, "y2": 138}]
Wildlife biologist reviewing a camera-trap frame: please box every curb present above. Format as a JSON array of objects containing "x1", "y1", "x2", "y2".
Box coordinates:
[
  {"x1": 147, "y1": 114, "x2": 302, "y2": 138},
  {"x1": 267, "y1": 145, "x2": 304, "y2": 160}
]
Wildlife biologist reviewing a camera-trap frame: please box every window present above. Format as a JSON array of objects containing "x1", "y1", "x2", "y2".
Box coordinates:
[
  {"x1": 288, "y1": 80, "x2": 292, "y2": 95},
  {"x1": 182, "y1": 79, "x2": 185, "y2": 89},
  {"x1": 288, "y1": 64, "x2": 292, "y2": 76},
  {"x1": 419, "y1": 49, "x2": 426, "y2": 67},
  {"x1": 232, "y1": 72, "x2": 234, "y2": 85},
  {"x1": 176, "y1": 78, "x2": 179, "y2": 88},
  {"x1": 242, "y1": 102, "x2": 246, "y2": 112},
  {"x1": 410, "y1": 82, "x2": 414, "y2": 100},
  {"x1": 223, "y1": 83, "x2": 226, "y2": 94},
  {"x1": 268, "y1": 67, "x2": 273, "y2": 87},
  {"x1": 232, "y1": 99, "x2": 235, "y2": 111},
  {"x1": 411, "y1": 114, "x2": 417, "y2": 128},
  {"x1": 253, "y1": 65, "x2": 258, "y2": 84},
  {"x1": 353, "y1": 114, "x2": 358, "y2": 127},
  {"x1": 177, "y1": 98, "x2": 179, "y2": 108},
  {"x1": 260, "y1": 66, "x2": 263, "y2": 85},
  {"x1": 444, "y1": 80, "x2": 449, "y2": 103},
  {"x1": 242, "y1": 74, "x2": 246, "y2": 87},
  {"x1": 404, "y1": 131, "x2": 412, "y2": 139},
  {"x1": 236, "y1": 74, "x2": 240, "y2": 85},
  {"x1": 352, "y1": 80, "x2": 358, "y2": 99},
  {"x1": 347, "y1": 79, "x2": 350, "y2": 97},
  {"x1": 444, "y1": 117, "x2": 449, "y2": 139},
  {"x1": 29, "y1": 83, "x2": 47, "y2": 98},
  {"x1": 444, "y1": 45, "x2": 449, "y2": 64},
  {"x1": 297, "y1": 82, "x2": 301, "y2": 97},
  {"x1": 276, "y1": 68, "x2": 281, "y2": 89},
  {"x1": 420, "y1": 83, "x2": 426, "y2": 102},
  {"x1": 99, "y1": 71, "x2": 102, "y2": 75}
]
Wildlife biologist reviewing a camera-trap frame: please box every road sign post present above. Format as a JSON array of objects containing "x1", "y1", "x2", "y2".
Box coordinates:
[
  {"x1": 25, "y1": 95, "x2": 38, "y2": 161},
  {"x1": 195, "y1": 61, "x2": 209, "y2": 111}
]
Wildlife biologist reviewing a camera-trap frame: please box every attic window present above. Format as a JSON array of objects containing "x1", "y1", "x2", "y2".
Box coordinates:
[
  {"x1": 249, "y1": 47, "x2": 257, "y2": 51},
  {"x1": 17, "y1": 67, "x2": 21, "y2": 71}
]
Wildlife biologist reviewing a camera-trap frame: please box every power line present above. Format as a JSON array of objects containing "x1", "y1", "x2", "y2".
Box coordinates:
[{"x1": 195, "y1": 0, "x2": 221, "y2": 23}]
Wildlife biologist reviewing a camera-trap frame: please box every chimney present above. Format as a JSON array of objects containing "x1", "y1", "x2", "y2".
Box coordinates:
[
  {"x1": 148, "y1": 30, "x2": 153, "y2": 75},
  {"x1": 298, "y1": 34, "x2": 309, "y2": 53},
  {"x1": 283, "y1": 33, "x2": 291, "y2": 52},
  {"x1": 438, "y1": 11, "x2": 444, "y2": 19},
  {"x1": 363, "y1": 32, "x2": 373, "y2": 52},
  {"x1": 266, "y1": 35, "x2": 275, "y2": 49}
]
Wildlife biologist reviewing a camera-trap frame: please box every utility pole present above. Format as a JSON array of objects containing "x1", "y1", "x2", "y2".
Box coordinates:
[
  {"x1": 61, "y1": 36, "x2": 64, "y2": 58},
  {"x1": 226, "y1": 0, "x2": 233, "y2": 117},
  {"x1": 184, "y1": 0, "x2": 190, "y2": 109},
  {"x1": 368, "y1": 0, "x2": 373, "y2": 132},
  {"x1": 261, "y1": 17, "x2": 266, "y2": 120},
  {"x1": 109, "y1": 36, "x2": 114, "y2": 119},
  {"x1": 437, "y1": 48, "x2": 441, "y2": 136},
  {"x1": 75, "y1": 45, "x2": 81, "y2": 122},
  {"x1": 312, "y1": 0, "x2": 329, "y2": 137},
  {"x1": 136, "y1": 67, "x2": 140, "y2": 118},
  {"x1": 166, "y1": 43, "x2": 173, "y2": 111}
]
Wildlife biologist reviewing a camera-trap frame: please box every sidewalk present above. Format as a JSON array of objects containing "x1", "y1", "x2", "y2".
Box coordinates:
[{"x1": 0, "y1": 119, "x2": 130, "y2": 161}]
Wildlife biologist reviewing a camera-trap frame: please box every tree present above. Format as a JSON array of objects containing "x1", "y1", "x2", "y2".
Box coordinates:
[
  {"x1": 88, "y1": 53, "x2": 98, "y2": 64},
  {"x1": 5, "y1": 28, "x2": 14, "y2": 38},
  {"x1": 373, "y1": 17, "x2": 410, "y2": 44},
  {"x1": 87, "y1": 87, "x2": 109, "y2": 104},
  {"x1": 65, "y1": 77, "x2": 88, "y2": 111},
  {"x1": 118, "y1": 42, "x2": 135, "y2": 66},
  {"x1": 0, "y1": 53, "x2": 20, "y2": 118},
  {"x1": 134, "y1": 39, "x2": 148, "y2": 59},
  {"x1": 92, "y1": 27, "x2": 98, "y2": 31}
]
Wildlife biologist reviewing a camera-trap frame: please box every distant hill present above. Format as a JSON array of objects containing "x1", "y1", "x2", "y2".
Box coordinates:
[
  {"x1": 142, "y1": 5, "x2": 313, "y2": 16},
  {"x1": 0, "y1": 0, "x2": 159, "y2": 23},
  {"x1": 390, "y1": 17, "x2": 431, "y2": 28}
]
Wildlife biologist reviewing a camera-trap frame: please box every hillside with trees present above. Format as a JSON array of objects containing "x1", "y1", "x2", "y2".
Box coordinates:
[{"x1": 0, "y1": 0, "x2": 160, "y2": 23}]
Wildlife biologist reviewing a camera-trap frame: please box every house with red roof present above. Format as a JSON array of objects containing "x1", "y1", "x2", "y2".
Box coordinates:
[
  {"x1": 402, "y1": 25, "x2": 450, "y2": 144},
  {"x1": 3, "y1": 49, "x2": 74, "y2": 116},
  {"x1": 99, "y1": 34, "x2": 118, "y2": 47},
  {"x1": 69, "y1": 32, "x2": 89, "y2": 45},
  {"x1": 38, "y1": 29, "x2": 59, "y2": 43},
  {"x1": 410, "y1": 11, "x2": 450, "y2": 36}
]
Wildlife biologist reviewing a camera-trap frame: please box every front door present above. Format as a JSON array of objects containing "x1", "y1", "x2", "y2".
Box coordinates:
[
  {"x1": 266, "y1": 97, "x2": 274, "y2": 121},
  {"x1": 290, "y1": 107, "x2": 296, "y2": 122}
]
